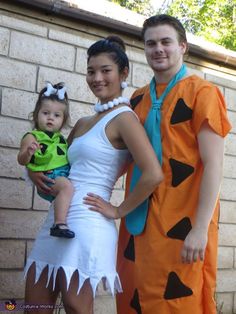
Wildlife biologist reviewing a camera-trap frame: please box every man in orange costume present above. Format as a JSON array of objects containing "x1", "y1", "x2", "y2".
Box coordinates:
[{"x1": 116, "y1": 15, "x2": 231, "y2": 314}]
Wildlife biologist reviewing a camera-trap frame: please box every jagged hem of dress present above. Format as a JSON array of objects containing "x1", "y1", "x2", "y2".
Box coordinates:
[{"x1": 24, "y1": 259, "x2": 123, "y2": 297}]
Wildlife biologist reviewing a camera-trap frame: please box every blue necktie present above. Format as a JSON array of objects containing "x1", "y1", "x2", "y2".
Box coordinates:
[{"x1": 125, "y1": 64, "x2": 187, "y2": 235}]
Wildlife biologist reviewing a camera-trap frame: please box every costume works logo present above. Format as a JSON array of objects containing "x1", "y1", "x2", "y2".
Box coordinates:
[{"x1": 5, "y1": 299, "x2": 16, "y2": 311}]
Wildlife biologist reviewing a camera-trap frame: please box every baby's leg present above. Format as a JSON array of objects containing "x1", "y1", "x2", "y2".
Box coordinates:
[{"x1": 51, "y1": 177, "x2": 73, "y2": 225}]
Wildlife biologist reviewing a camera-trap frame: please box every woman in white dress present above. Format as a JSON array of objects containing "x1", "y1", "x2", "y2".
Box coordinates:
[{"x1": 25, "y1": 35, "x2": 163, "y2": 314}]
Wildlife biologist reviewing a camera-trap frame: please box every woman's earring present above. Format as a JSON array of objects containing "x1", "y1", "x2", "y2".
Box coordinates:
[{"x1": 121, "y1": 81, "x2": 128, "y2": 89}]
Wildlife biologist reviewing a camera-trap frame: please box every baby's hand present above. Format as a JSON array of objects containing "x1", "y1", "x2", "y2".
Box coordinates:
[{"x1": 27, "y1": 141, "x2": 40, "y2": 156}]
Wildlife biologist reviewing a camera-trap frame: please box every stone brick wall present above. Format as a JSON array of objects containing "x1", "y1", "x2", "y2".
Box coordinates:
[{"x1": 0, "y1": 2, "x2": 235, "y2": 313}]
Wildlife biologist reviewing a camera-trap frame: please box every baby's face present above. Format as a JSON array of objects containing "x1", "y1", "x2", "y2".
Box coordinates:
[{"x1": 37, "y1": 100, "x2": 65, "y2": 133}]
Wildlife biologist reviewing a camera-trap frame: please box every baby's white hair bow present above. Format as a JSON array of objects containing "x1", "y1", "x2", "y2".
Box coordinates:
[
  {"x1": 43, "y1": 82, "x2": 66, "y2": 100},
  {"x1": 57, "y1": 86, "x2": 66, "y2": 100}
]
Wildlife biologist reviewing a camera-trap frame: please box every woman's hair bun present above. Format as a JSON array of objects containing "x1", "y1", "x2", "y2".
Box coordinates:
[{"x1": 105, "y1": 35, "x2": 126, "y2": 52}]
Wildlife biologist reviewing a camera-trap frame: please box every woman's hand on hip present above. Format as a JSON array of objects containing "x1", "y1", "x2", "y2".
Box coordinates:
[{"x1": 83, "y1": 193, "x2": 120, "y2": 219}]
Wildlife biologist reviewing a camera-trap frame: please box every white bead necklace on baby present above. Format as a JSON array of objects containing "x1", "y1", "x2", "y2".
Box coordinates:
[{"x1": 94, "y1": 96, "x2": 130, "y2": 113}]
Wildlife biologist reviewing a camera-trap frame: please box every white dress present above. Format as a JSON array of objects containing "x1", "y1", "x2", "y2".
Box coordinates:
[{"x1": 24, "y1": 106, "x2": 134, "y2": 297}]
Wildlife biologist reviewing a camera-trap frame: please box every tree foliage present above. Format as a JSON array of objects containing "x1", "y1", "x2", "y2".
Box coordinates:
[
  {"x1": 111, "y1": 0, "x2": 236, "y2": 51},
  {"x1": 159, "y1": 0, "x2": 236, "y2": 51},
  {"x1": 109, "y1": 0, "x2": 154, "y2": 16}
]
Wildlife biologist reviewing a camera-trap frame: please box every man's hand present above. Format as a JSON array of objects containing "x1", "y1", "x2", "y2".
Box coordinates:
[{"x1": 181, "y1": 226, "x2": 208, "y2": 263}]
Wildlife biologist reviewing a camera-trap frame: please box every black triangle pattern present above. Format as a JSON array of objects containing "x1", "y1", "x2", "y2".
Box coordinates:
[
  {"x1": 169, "y1": 158, "x2": 194, "y2": 187},
  {"x1": 170, "y1": 98, "x2": 193, "y2": 124},
  {"x1": 130, "y1": 289, "x2": 142, "y2": 314},
  {"x1": 59, "y1": 136, "x2": 66, "y2": 144},
  {"x1": 57, "y1": 146, "x2": 65, "y2": 155},
  {"x1": 30, "y1": 155, "x2": 35, "y2": 164},
  {"x1": 40, "y1": 143, "x2": 48, "y2": 155},
  {"x1": 167, "y1": 217, "x2": 192, "y2": 241},
  {"x1": 44, "y1": 131, "x2": 54, "y2": 138},
  {"x1": 124, "y1": 235, "x2": 135, "y2": 261},
  {"x1": 130, "y1": 94, "x2": 144, "y2": 110},
  {"x1": 164, "y1": 272, "x2": 193, "y2": 300}
]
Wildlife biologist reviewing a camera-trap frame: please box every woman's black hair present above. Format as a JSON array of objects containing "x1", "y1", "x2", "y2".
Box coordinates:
[{"x1": 87, "y1": 35, "x2": 129, "y2": 72}]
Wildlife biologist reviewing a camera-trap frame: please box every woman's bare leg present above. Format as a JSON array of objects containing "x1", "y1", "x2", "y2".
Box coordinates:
[
  {"x1": 58, "y1": 269, "x2": 94, "y2": 314},
  {"x1": 24, "y1": 263, "x2": 59, "y2": 314}
]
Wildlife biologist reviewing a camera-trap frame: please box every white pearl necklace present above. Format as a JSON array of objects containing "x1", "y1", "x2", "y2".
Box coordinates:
[{"x1": 94, "y1": 96, "x2": 130, "y2": 113}]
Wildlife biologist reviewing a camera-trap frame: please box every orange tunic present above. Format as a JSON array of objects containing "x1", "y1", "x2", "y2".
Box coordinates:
[{"x1": 117, "y1": 75, "x2": 231, "y2": 314}]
